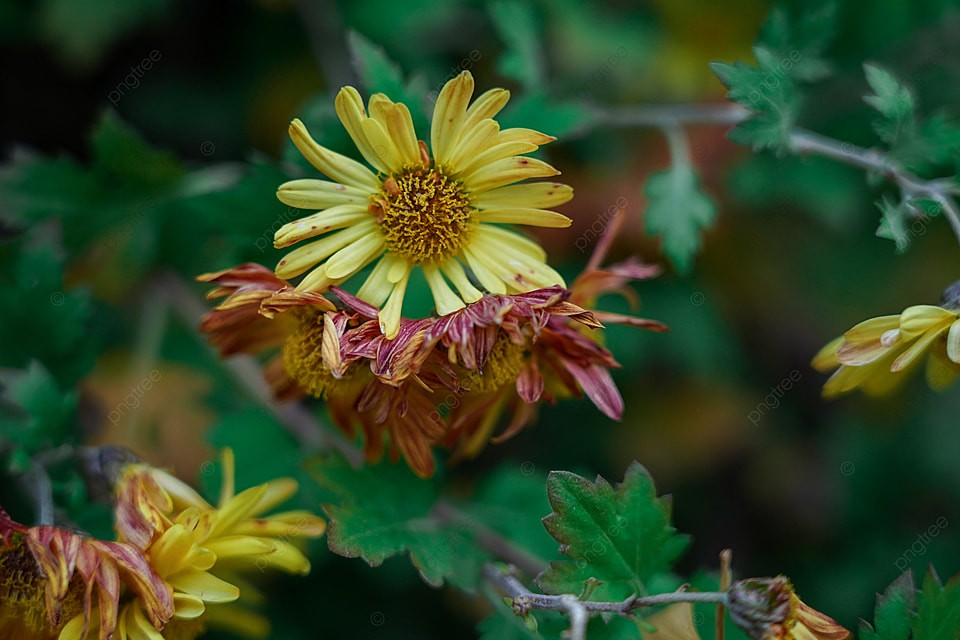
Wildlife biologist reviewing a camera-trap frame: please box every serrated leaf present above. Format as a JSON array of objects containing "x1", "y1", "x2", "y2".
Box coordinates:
[
  {"x1": 0, "y1": 361, "x2": 76, "y2": 456},
  {"x1": 489, "y1": 0, "x2": 544, "y2": 89},
  {"x1": 863, "y1": 64, "x2": 916, "y2": 146},
  {"x1": 346, "y1": 31, "x2": 430, "y2": 134},
  {"x1": 643, "y1": 163, "x2": 716, "y2": 275},
  {"x1": 914, "y1": 568, "x2": 960, "y2": 640},
  {"x1": 309, "y1": 453, "x2": 485, "y2": 589},
  {"x1": 756, "y1": 2, "x2": 836, "y2": 82},
  {"x1": 535, "y1": 462, "x2": 690, "y2": 601},
  {"x1": 0, "y1": 237, "x2": 95, "y2": 385},
  {"x1": 875, "y1": 196, "x2": 911, "y2": 253},
  {"x1": 709, "y1": 61, "x2": 797, "y2": 153},
  {"x1": 859, "y1": 571, "x2": 916, "y2": 640}
]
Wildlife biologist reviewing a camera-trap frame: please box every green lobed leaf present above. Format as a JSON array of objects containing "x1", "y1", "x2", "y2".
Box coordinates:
[
  {"x1": 756, "y1": 2, "x2": 836, "y2": 82},
  {"x1": 863, "y1": 64, "x2": 917, "y2": 147},
  {"x1": 709, "y1": 60, "x2": 798, "y2": 153},
  {"x1": 643, "y1": 162, "x2": 717, "y2": 275},
  {"x1": 535, "y1": 462, "x2": 690, "y2": 602},
  {"x1": 914, "y1": 568, "x2": 960, "y2": 640},
  {"x1": 859, "y1": 571, "x2": 916, "y2": 640},
  {"x1": 489, "y1": 0, "x2": 545, "y2": 90},
  {"x1": 875, "y1": 196, "x2": 911, "y2": 253},
  {"x1": 0, "y1": 361, "x2": 76, "y2": 460},
  {"x1": 309, "y1": 453, "x2": 485, "y2": 590}
]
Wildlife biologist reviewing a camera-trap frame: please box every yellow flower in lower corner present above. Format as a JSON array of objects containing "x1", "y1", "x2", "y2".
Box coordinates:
[
  {"x1": 274, "y1": 70, "x2": 573, "y2": 338},
  {"x1": 813, "y1": 300, "x2": 960, "y2": 397},
  {"x1": 107, "y1": 448, "x2": 325, "y2": 638}
]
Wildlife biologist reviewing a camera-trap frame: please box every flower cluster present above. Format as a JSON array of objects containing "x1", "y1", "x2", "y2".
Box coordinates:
[
  {"x1": 198, "y1": 72, "x2": 666, "y2": 477},
  {"x1": 813, "y1": 282, "x2": 960, "y2": 397},
  {"x1": 0, "y1": 449, "x2": 324, "y2": 639}
]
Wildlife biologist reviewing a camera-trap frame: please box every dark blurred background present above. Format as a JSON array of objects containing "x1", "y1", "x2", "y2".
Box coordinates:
[{"x1": 2, "y1": 0, "x2": 960, "y2": 638}]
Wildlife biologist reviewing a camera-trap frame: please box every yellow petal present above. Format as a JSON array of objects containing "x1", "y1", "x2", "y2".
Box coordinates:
[
  {"x1": 250, "y1": 539, "x2": 312, "y2": 575},
  {"x1": 811, "y1": 336, "x2": 843, "y2": 372},
  {"x1": 334, "y1": 86, "x2": 391, "y2": 173},
  {"x1": 323, "y1": 234, "x2": 385, "y2": 280},
  {"x1": 431, "y1": 71, "x2": 475, "y2": 164},
  {"x1": 273, "y1": 205, "x2": 370, "y2": 249},
  {"x1": 476, "y1": 207, "x2": 572, "y2": 228},
  {"x1": 473, "y1": 224, "x2": 548, "y2": 261},
  {"x1": 203, "y1": 535, "x2": 275, "y2": 559},
  {"x1": 173, "y1": 593, "x2": 206, "y2": 619},
  {"x1": 890, "y1": 326, "x2": 946, "y2": 372},
  {"x1": 843, "y1": 315, "x2": 899, "y2": 343},
  {"x1": 288, "y1": 119, "x2": 379, "y2": 190},
  {"x1": 454, "y1": 141, "x2": 539, "y2": 177},
  {"x1": 356, "y1": 256, "x2": 396, "y2": 307},
  {"x1": 497, "y1": 127, "x2": 556, "y2": 146},
  {"x1": 446, "y1": 118, "x2": 500, "y2": 169},
  {"x1": 926, "y1": 350, "x2": 960, "y2": 391},
  {"x1": 461, "y1": 156, "x2": 560, "y2": 193},
  {"x1": 900, "y1": 305, "x2": 956, "y2": 337},
  {"x1": 361, "y1": 117, "x2": 405, "y2": 174},
  {"x1": 462, "y1": 247, "x2": 507, "y2": 294},
  {"x1": 440, "y1": 259, "x2": 483, "y2": 303},
  {"x1": 462, "y1": 87, "x2": 510, "y2": 130},
  {"x1": 379, "y1": 267, "x2": 411, "y2": 339},
  {"x1": 474, "y1": 182, "x2": 573, "y2": 209},
  {"x1": 947, "y1": 318, "x2": 960, "y2": 363},
  {"x1": 423, "y1": 265, "x2": 466, "y2": 315},
  {"x1": 383, "y1": 102, "x2": 421, "y2": 167},
  {"x1": 275, "y1": 222, "x2": 377, "y2": 278},
  {"x1": 168, "y1": 570, "x2": 239, "y2": 603},
  {"x1": 295, "y1": 264, "x2": 334, "y2": 292},
  {"x1": 276, "y1": 179, "x2": 370, "y2": 210}
]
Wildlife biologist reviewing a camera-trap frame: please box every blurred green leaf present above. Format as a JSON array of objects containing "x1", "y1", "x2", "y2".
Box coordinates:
[
  {"x1": 347, "y1": 31, "x2": 431, "y2": 134},
  {"x1": 875, "y1": 196, "x2": 911, "y2": 253},
  {"x1": 643, "y1": 160, "x2": 716, "y2": 275},
  {"x1": 462, "y1": 465, "x2": 558, "y2": 565},
  {"x1": 499, "y1": 91, "x2": 594, "y2": 139},
  {"x1": 535, "y1": 462, "x2": 690, "y2": 601},
  {"x1": 757, "y1": 2, "x2": 836, "y2": 82},
  {"x1": 0, "y1": 237, "x2": 95, "y2": 384},
  {"x1": 914, "y1": 568, "x2": 960, "y2": 640},
  {"x1": 863, "y1": 64, "x2": 916, "y2": 147},
  {"x1": 0, "y1": 361, "x2": 76, "y2": 458},
  {"x1": 309, "y1": 453, "x2": 485, "y2": 589},
  {"x1": 489, "y1": 0, "x2": 544, "y2": 90},
  {"x1": 859, "y1": 571, "x2": 915, "y2": 640}
]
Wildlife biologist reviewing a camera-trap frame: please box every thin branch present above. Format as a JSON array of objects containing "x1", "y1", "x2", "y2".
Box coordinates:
[
  {"x1": 593, "y1": 100, "x2": 960, "y2": 247},
  {"x1": 159, "y1": 272, "x2": 363, "y2": 466},
  {"x1": 483, "y1": 564, "x2": 727, "y2": 619},
  {"x1": 590, "y1": 103, "x2": 750, "y2": 128}
]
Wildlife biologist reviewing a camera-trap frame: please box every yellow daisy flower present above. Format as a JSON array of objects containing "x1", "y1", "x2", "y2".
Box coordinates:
[
  {"x1": 812, "y1": 302, "x2": 960, "y2": 397},
  {"x1": 274, "y1": 70, "x2": 573, "y2": 338}
]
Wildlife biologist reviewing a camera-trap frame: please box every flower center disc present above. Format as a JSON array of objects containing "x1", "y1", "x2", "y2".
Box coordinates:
[
  {"x1": 375, "y1": 168, "x2": 473, "y2": 264},
  {"x1": 283, "y1": 310, "x2": 355, "y2": 398}
]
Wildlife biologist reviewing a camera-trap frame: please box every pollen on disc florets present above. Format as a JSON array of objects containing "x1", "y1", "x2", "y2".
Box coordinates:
[
  {"x1": 0, "y1": 537, "x2": 84, "y2": 633},
  {"x1": 282, "y1": 309, "x2": 357, "y2": 398},
  {"x1": 371, "y1": 166, "x2": 474, "y2": 264},
  {"x1": 465, "y1": 337, "x2": 526, "y2": 394}
]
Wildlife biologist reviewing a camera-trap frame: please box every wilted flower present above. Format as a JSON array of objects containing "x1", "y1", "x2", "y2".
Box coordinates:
[
  {"x1": 0, "y1": 507, "x2": 173, "y2": 640},
  {"x1": 726, "y1": 576, "x2": 849, "y2": 640},
  {"x1": 813, "y1": 284, "x2": 960, "y2": 397},
  {"x1": 105, "y1": 448, "x2": 325, "y2": 638},
  {"x1": 274, "y1": 70, "x2": 572, "y2": 338}
]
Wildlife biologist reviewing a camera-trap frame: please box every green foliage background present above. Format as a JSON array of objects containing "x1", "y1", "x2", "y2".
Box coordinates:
[{"x1": 1, "y1": 0, "x2": 959, "y2": 638}]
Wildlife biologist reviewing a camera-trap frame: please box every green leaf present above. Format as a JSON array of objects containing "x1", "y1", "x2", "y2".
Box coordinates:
[
  {"x1": 863, "y1": 64, "x2": 916, "y2": 147},
  {"x1": 346, "y1": 31, "x2": 430, "y2": 134},
  {"x1": 643, "y1": 162, "x2": 717, "y2": 275},
  {"x1": 0, "y1": 237, "x2": 95, "y2": 385},
  {"x1": 756, "y1": 2, "x2": 836, "y2": 82},
  {"x1": 489, "y1": 0, "x2": 545, "y2": 90},
  {"x1": 710, "y1": 60, "x2": 798, "y2": 152},
  {"x1": 535, "y1": 462, "x2": 690, "y2": 601},
  {"x1": 914, "y1": 568, "x2": 960, "y2": 640},
  {"x1": 0, "y1": 361, "x2": 76, "y2": 458},
  {"x1": 309, "y1": 453, "x2": 485, "y2": 589},
  {"x1": 859, "y1": 571, "x2": 916, "y2": 640},
  {"x1": 875, "y1": 196, "x2": 912, "y2": 253}
]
